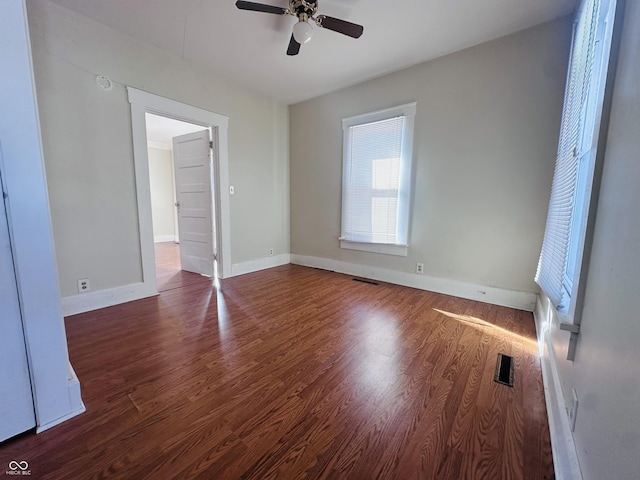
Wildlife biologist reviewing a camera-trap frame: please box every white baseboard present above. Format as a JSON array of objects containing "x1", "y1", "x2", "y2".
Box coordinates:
[
  {"x1": 37, "y1": 364, "x2": 85, "y2": 433},
  {"x1": 62, "y1": 282, "x2": 158, "y2": 316},
  {"x1": 290, "y1": 254, "x2": 537, "y2": 311},
  {"x1": 154, "y1": 235, "x2": 177, "y2": 243},
  {"x1": 37, "y1": 404, "x2": 85, "y2": 433},
  {"x1": 534, "y1": 298, "x2": 583, "y2": 480},
  {"x1": 231, "y1": 254, "x2": 291, "y2": 277},
  {"x1": 62, "y1": 253, "x2": 290, "y2": 315}
]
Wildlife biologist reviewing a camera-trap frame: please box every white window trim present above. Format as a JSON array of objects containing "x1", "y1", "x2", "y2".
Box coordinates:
[
  {"x1": 536, "y1": 0, "x2": 616, "y2": 326},
  {"x1": 340, "y1": 102, "x2": 416, "y2": 257},
  {"x1": 562, "y1": 1, "x2": 616, "y2": 322},
  {"x1": 339, "y1": 240, "x2": 409, "y2": 257}
]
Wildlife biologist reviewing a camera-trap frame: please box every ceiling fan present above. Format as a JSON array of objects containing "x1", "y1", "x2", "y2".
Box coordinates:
[{"x1": 235, "y1": 0, "x2": 364, "y2": 56}]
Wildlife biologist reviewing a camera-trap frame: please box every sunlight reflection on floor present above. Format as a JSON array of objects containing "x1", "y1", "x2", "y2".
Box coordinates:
[
  {"x1": 433, "y1": 308, "x2": 538, "y2": 355},
  {"x1": 357, "y1": 315, "x2": 401, "y2": 402}
]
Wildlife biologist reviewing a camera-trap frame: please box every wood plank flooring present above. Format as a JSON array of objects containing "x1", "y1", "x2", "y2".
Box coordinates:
[
  {"x1": 155, "y1": 241, "x2": 208, "y2": 292},
  {"x1": 0, "y1": 263, "x2": 554, "y2": 479}
]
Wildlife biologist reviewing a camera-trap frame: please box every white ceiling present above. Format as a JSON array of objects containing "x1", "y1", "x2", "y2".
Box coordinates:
[
  {"x1": 145, "y1": 113, "x2": 207, "y2": 149},
  {"x1": 47, "y1": 0, "x2": 577, "y2": 104}
]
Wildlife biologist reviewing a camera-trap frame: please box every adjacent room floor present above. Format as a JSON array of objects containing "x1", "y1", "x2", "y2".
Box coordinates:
[
  {"x1": 0, "y1": 263, "x2": 553, "y2": 479},
  {"x1": 154, "y1": 241, "x2": 208, "y2": 292}
]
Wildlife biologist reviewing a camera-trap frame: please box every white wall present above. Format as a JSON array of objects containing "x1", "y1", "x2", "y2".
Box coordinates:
[
  {"x1": 26, "y1": 0, "x2": 290, "y2": 298},
  {"x1": 290, "y1": 18, "x2": 572, "y2": 303},
  {"x1": 148, "y1": 146, "x2": 176, "y2": 241},
  {"x1": 540, "y1": 1, "x2": 640, "y2": 478},
  {"x1": 0, "y1": 0, "x2": 83, "y2": 432}
]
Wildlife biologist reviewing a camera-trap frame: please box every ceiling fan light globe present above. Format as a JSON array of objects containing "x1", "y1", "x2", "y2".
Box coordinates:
[{"x1": 293, "y1": 21, "x2": 313, "y2": 44}]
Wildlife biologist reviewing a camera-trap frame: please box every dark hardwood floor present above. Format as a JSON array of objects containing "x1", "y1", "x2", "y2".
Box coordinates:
[
  {"x1": 155, "y1": 241, "x2": 209, "y2": 292},
  {"x1": 0, "y1": 257, "x2": 553, "y2": 479}
]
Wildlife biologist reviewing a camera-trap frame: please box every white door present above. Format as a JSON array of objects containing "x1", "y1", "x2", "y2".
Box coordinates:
[
  {"x1": 172, "y1": 130, "x2": 215, "y2": 276},
  {"x1": 0, "y1": 172, "x2": 36, "y2": 441}
]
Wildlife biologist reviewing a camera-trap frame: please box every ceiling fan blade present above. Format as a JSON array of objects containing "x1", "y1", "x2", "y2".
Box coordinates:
[
  {"x1": 287, "y1": 34, "x2": 301, "y2": 56},
  {"x1": 235, "y1": 1, "x2": 288, "y2": 15},
  {"x1": 316, "y1": 15, "x2": 363, "y2": 38}
]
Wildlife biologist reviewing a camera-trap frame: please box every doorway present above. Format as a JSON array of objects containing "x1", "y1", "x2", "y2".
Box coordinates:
[
  {"x1": 127, "y1": 87, "x2": 232, "y2": 298},
  {"x1": 145, "y1": 113, "x2": 213, "y2": 291}
]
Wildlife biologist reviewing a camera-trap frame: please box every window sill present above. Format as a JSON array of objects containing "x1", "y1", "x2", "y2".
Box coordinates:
[{"x1": 339, "y1": 240, "x2": 408, "y2": 257}]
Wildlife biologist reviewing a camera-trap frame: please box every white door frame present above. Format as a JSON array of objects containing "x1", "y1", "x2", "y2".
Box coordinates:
[{"x1": 127, "y1": 87, "x2": 232, "y2": 292}]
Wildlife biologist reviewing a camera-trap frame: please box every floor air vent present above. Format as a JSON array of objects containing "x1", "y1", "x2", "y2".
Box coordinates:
[
  {"x1": 494, "y1": 353, "x2": 514, "y2": 387},
  {"x1": 352, "y1": 278, "x2": 379, "y2": 286}
]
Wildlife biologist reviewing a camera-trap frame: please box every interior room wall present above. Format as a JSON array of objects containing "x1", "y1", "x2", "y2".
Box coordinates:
[
  {"x1": 148, "y1": 146, "x2": 176, "y2": 242},
  {"x1": 541, "y1": 1, "x2": 640, "y2": 478},
  {"x1": 289, "y1": 18, "x2": 572, "y2": 298},
  {"x1": 27, "y1": 0, "x2": 290, "y2": 298}
]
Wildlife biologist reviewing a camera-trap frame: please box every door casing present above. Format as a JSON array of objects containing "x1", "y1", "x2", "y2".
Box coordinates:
[{"x1": 127, "y1": 87, "x2": 231, "y2": 295}]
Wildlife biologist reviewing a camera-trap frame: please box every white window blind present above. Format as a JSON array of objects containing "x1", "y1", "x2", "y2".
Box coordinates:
[
  {"x1": 340, "y1": 103, "x2": 416, "y2": 255},
  {"x1": 343, "y1": 116, "x2": 404, "y2": 243},
  {"x1": 535, "y1": 0, "x2": 603, "y2": 309}
]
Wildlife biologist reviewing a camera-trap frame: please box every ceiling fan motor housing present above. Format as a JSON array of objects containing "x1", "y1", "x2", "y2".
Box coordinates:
[{"x1": 290, "y1": 0, "x2": 318, "y2": 19}]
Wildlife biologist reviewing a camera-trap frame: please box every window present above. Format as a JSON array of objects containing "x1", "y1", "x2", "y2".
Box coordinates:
[
  {"x1": 535, "y1": 0, "x2": 615, "y2": 317},
  {"x1": 340, "y1": 103, "x2": 416, "y2": 256}
]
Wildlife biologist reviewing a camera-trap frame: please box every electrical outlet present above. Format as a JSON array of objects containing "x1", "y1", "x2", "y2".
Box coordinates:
[
  {"x1": 416, "y1": 263, "x2": 424, "y2": 274},
  {"x1": 268, "y1": 248, "x2": 274, "y2": 256},
  {"x1": 77, "y1": 278, "x2": 90, "y2": 293},
  {"x1": 569, "y1": 388, "x2": 579, "y2": 431}
]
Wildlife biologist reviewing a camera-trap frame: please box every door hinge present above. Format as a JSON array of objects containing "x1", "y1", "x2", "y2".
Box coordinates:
[{"x1": 209, "y1": 141, "x2": 213, "y2": 149}]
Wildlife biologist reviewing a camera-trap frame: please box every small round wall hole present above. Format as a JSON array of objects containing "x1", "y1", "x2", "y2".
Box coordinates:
[{"x1": 96, "y1": 75, "x2": 113, "y2": 91}]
